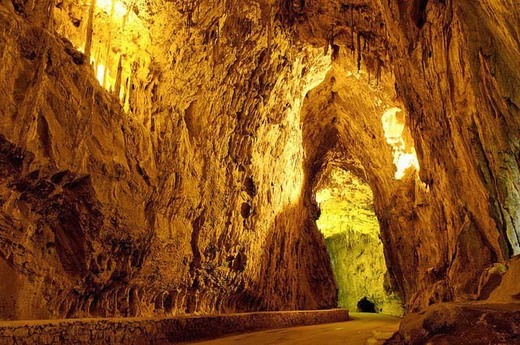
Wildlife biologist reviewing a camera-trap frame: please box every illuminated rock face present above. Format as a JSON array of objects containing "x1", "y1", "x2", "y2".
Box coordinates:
[
  {"x1": 0, "y1": 1, "x2": 336, "y2": 318},
  {"x1": 0, "y1": 0, "x2": 518, "y2": 328},
  {"x1": 316, "y1": 167, "x2": 403, "y2": 315},
  {"x1": 378, "y1": 1, "x2": 520, "y2": 311},
  {"x1": 294, "y1": 0, "x2": 520, "y2": 313}
]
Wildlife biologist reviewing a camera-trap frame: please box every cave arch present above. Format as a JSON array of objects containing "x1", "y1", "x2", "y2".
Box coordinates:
[
  {"x1": 313, "y1": 162, "x2": 403, "y2": 315},
  {"x1": 297, "y1": 43, "x2": 417, "y2": 312}
]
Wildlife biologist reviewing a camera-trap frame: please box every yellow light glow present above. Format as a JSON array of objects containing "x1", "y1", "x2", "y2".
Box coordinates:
[
  {"x1": 395, "y1": 150, "x2": 419, "y2": 180},
  {"x1": 315, "y1": 167, "x2": 404, "y2": 316},
  {"x1": 54, "y1": 0, "x2": 149, "y2": 110},
  {"x1": 96, "y1": 63, "x2": 105, "y2": 85},
  {"x1": 315, "y1": 188, "x2": 331, "y2": 204},
  {"x1": 381, "y1": 107, "x2": 420, "y2": 179},
  {"x1": 96, "y1": 0, "x2": 128, "y2": 18},
  {"x1": 280, "y1": 100, "x2": 305, "y2": 205},
  {"x1": 316, "y1": 168, "x2": 379, "y2": 237},
  {"x1": 381, "y1": 107, "x2": 405, "y2": 141}
]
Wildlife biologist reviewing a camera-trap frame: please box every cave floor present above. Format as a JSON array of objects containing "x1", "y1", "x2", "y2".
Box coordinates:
[{"x1": 189, "y1": 312, "x2": 400, "y2": 345}]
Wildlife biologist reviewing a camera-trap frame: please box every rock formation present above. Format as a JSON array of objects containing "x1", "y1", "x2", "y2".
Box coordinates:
[
  {"x1": 0, "y1": 0, "x2": 337, "y2": 319},
  {"x1": 0, "y1": 0, "x2": 519, "y2": 341}
]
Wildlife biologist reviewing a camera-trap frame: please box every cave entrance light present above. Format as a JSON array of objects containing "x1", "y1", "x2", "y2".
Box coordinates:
[
  {"x1": 315, "y1": 166, "x2": 403, "y2": 315},
  {"x1": 381, "y1": 107, "x2": 420, "y2": 179},
  {"x1": 55, "y1": 0, "x2": 150, "y2": 110},
  {"x1": 96, "y1": 0, "x2": 128, "y2": 18}
]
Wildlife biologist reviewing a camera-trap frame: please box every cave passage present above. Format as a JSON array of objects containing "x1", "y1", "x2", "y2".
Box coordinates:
[
  {"x1": 0, "y1": 0, "x2": 519, "y2": 343},
  {"x1": 315, "y1": 166, "x2": 403, "y2": 316}
]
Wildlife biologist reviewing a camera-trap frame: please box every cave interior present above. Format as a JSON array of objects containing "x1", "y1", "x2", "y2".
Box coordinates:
[{"x1": 0, "y1": 0, "x2": 519, "y2": 343}]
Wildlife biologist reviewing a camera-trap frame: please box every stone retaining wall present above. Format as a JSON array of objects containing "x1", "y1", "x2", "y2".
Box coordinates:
[{"x1": 0, "y1": 309, "x2": 350, "y2": 344}]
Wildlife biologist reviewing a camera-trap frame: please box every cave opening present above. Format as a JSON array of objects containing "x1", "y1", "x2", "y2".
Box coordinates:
[{"x1": 314, "y1": 165, "x2": 403, "y2": 316}]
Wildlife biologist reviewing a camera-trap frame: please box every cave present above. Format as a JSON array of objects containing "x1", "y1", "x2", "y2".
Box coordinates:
[
  {"x1": 315, "y1": 165, "x2": 403, "y2": 316},
  {"x1": 0, "y1": 0, "x2": 519, "y2": 344}
]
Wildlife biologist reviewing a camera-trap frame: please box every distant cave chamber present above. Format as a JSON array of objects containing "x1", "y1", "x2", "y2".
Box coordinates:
[{"x1": 314, "y1": 166, "x2": 403, "y2": 316}]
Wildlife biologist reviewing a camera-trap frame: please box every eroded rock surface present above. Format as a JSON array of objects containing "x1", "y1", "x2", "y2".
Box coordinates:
[
  {"x1": 387, "y1": 255, "x2": 520, "y2": 344},
  {"x1": 389, "y1": 302, "x2": 520, "y2": 345},
  {"x1": 0, "y1": 0, "x2": 338, "y2": 319},
  {"x1": 290, "y1": 0, "x2": 520, "y2": 313}
]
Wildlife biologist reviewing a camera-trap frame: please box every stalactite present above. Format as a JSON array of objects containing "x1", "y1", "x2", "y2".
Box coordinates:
[
  {"x1": 114, "y1": 54, "x2": 123, "y2": 99},
  {"x1": 357, "y1": 32, "x2": 361, "y2": 72},
  {"x1": 211, "y1": 21, "x2": 220, "y2": 68},
  {"x1": 350, "y1": 6, "x2": 354, "y2": 56},
  {"x1": 123, "y1": 74, "x2": 131, "y2": 112},
  {"x1": 95, "y1": 47, "x2": 101, "y2": 76},
  {"x1": 329, "y1": 23, "x2": 334, "y2": 47},
  {"x1": 376, "y1": 58, "x2": 382, "y2": 86},
  {"x1": 267, "y1": 4, "x2": 273, "y2": 54},
  {"x1": 102, "y1": 0, "x2": 116, "y2": 89},
  {"x1": 84, "y1": 0, "x2": 96, "y2": 63},
  {"x1": 31, "y1": 0, "x2": 54, "y2": 29},
  {"x1": 122, "y1": 1, "x2": 131, "y2": 30}
]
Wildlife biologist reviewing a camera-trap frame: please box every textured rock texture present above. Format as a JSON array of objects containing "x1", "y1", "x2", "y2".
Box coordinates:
[
  {"x1": 0, "y1": 0, "x2": 337, "y2": 319},
  {"x1": 0, "y1": 0, "x2": 519, "y2": 334},
  {"x1": 290, "y1": 0, "x2": 520, "y2": 313},
  {"x1": 388, "y1": 253, "x2": 520, "y2": 344},
  {"x1": 378, "y1": 0, "x2": 520, "y2": 312},
  {"x1": 393, "y1": 302, "x2": 520, "y2": 345}
]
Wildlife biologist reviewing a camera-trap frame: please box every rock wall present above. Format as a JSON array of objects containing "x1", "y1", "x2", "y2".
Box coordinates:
[
  {"x1": 392, "y1": 256, "x2": 520, "y2": 344},
  {"x1": 0, "y1": 309, "x2": 350, "y2": 345},
  {"x1": 379, "y1": 0, "x2": 520, "y2": 310},
  {"x1": 288, "y1": 0, "x2": 520, "y2": 312},
  {"x1": 0, "y1": 0, "x2": 337, "y2": 319}
]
